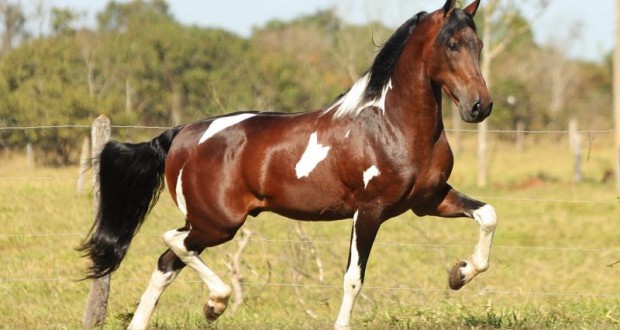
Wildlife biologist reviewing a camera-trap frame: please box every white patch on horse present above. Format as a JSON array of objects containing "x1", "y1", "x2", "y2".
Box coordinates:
[
  {"x1": 344, "y1": 130, "x2": 351, "y2": 138},
  {"x1": 163, "y1": 229, "x2": 232, "y2": 305},
  {"x1": 175, "y1": 168, "x2": 188, "y2": 217},
  {"x1": 473, "y1": 204, "x2": 497, "y2": 232},
  {"x1": 453, "y1": 204, "x2": 497, "y2": 286},
  {"x1": 128, "y1": 269, "x2": 179, "y2": 330},
  {"x1": 376, "y1": 79, "x2": 393, "y2": 113},
  {"x1": 362, "y1": 165, "x2": 380, "y2": 189},
  {"x1": 327, "y1": 73, "x2": 393, "y2": 118},
  {"x1": 335, "y1": 211, "x2": 362, "y2": 329},
  {"x1": 198, "y1": 113, "x2": 256, "y2": 144},
  {"x1": 348, "y1": 211, "x2": 361, "y2": 279},
  {"x1": 295, "y1": 132, "x2": 331, "y2": 178}
]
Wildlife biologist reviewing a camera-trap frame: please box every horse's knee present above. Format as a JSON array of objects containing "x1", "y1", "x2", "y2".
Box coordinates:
[
  {"x1": 163, "y1": 229, "x2": 186, "y2": 248},
  {"x1": 473, "y1": 204, "x2": 497, "y2": 232}
]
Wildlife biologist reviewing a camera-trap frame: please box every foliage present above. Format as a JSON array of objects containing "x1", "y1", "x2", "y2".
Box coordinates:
[{"x1": 0, "y1": 0, "x2": 613, "y2": 163}]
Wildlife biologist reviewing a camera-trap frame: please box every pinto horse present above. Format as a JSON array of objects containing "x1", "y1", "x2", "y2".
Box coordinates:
[{"x1": 80, "y1": 0, "x2": 496, "y2": 329}]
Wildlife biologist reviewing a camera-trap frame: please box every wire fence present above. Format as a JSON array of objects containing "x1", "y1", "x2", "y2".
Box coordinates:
[
  {"x1": 1, "y1": 276, "x2": 619, "y2": 299},
  {"x1": 0, "y1": 124, "x2": 615, "y2": 134},
  {"x1": 1, "y1": 124, "x2": 619, "y2": 299}
]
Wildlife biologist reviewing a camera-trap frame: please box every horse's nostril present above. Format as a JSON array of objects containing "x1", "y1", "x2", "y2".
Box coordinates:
[{"x1": 472, "y1": 102, "x2": 482, "y2": 116}]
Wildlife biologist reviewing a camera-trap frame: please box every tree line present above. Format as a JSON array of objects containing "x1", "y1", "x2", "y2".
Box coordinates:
[{"x1": 0, "y1": 0, "x2": 612, "y2": 164}]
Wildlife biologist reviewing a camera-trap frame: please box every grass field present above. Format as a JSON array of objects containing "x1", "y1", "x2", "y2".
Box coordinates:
[{"x1": 1, "y1": 132, "x2": 619, "y2": 329}]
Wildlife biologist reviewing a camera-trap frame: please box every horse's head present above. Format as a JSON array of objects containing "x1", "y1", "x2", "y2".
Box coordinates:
[{"x1": 423, "y1": 0, "x2": 492, "y2": 123}]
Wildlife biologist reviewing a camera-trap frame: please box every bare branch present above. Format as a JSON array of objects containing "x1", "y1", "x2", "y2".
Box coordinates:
[
  {"x1": 292, "y1": 267, "x2": 320, "y2": 319},
  {"x1": 608, "y1": 260, "x2": 620, "y2": 268},
  {"x1": 294, "y1": 222, "x2": 325, "y2": 284},
  {"x1": 229, "y1": 228, "x2": 253, "y2": 312}
]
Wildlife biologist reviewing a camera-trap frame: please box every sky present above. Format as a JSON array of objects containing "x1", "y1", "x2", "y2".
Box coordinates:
[{"x1": 27, "y1": 0, "x2": 615, "y2": 63}]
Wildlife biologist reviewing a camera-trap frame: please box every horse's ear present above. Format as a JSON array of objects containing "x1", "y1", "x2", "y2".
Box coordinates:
[
  {"x1": 442, "y1": 0, "x2": 457, "y2": 17},
  {"x1": 464, "y1": 0, "x2": 481, "y2": 17}
]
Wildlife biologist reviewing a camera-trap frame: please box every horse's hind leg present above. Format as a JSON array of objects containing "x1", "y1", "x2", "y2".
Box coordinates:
[
  {"x1": 163, "y1": 228, "x2": 233, "y2": 321},
  {"x1": 128, "y1": 249, "x2": 188, "y2": 330}
]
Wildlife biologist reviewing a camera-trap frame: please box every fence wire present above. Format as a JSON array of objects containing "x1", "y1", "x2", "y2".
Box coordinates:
[
  {"x1": 1, "y1": 124, "x2": 619, "y2": 300},
  {"x1": 0, "y1": 124, "x2": 615, "y2": 134},
  {"x1": 1, "y1": 277, "x2": 619, "y2": 299}
]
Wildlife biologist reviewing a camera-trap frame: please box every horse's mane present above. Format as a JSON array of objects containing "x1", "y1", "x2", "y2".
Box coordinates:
[
  {"x1": 365, "y1": 11, "x2": 427, "y2": 102},
  {"x1": 327, "y1": 8, "x2": 477, "y2": 119},
  {"x1": 327, "y1": 11, "x2": 427, "y2": 118}
]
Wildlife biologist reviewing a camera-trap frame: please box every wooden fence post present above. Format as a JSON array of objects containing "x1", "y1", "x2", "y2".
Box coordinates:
[
  {"x1": 569, "y1": 119, "x2": 582, "y2": 183},
  {"x1": 451, "y1": 104, "x2": 462, "y2": 155},
  {"x1": 615, "y1": 0, "x2": 620, "y2": 192},
  {"x1": 515, "y1": 119, "x2": 525, "y2": 152},
  {"x1": 26, "y1": 143, "x2": 34, "y2": 167},
  {"x1": 76, "y1": 136, "x2": 90, "y2": 195},
  {"x1": 83, "y1": 115, "x2": 111, "y2": 329}
]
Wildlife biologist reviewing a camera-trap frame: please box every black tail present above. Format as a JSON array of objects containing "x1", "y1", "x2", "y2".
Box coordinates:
[{"x1": 79, "y1": 126, "x2": 183, "y2": 279}]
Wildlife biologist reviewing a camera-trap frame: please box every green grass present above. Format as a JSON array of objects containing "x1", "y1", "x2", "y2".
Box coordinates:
[{"x1": 0, "y1": 134, "x2": 619, "y2": 329}]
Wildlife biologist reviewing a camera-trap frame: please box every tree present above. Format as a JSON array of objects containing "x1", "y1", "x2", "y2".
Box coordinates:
[
  {"x1": 51, "y1": 7, "x2": 79, "y2": 35},
  {"x1": 0, "y1": 36, "x2": 97, "y2": 164},
  {"x1": 96, "y1": 0, "x2": 171, "y2": 32},
  {"x1": 250, "y1": 11, "x2": 359, "y2": 113},
  {"x1": 0, "y1": 0, "x2": 26, "y2": 54},
  {"x1": 475, "y1": 0, "x2": 549, "y2": 187},
  {"x1": 614, "y1": 0, "x2": 620, "y2": 191}
]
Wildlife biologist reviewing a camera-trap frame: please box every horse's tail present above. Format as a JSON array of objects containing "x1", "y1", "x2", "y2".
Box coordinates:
[{"x1": 79, "y1": 126, "x2": 184, "y2": 279}]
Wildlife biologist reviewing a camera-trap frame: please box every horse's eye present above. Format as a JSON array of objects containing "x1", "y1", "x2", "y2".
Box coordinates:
[{"x1": 447, "y1": 42, "x2": 460, "y2": 52}]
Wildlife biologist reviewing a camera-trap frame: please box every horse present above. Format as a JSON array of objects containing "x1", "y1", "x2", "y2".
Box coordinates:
[{"x1": 79, "y1": 0, "x2": 495, "y2": 329}]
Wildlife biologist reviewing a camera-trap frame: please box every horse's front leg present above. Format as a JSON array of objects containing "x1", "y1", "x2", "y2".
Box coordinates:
[
  {"x1": 417, "y1": 185, "x2": 498, "y2": 290},
  {"x1": 334, "y1": 209, "x2": 382, "y2": 330}
]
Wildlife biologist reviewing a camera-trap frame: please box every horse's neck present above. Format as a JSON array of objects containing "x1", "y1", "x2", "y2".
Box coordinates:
[{"x1": 384, "y1": 72, "x2": 444, "y2": 137}]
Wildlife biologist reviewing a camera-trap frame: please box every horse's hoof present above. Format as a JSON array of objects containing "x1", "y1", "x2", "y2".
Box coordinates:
[
  {"x1": 203, "y1": 297, "x2": 229, "y2": 322},
  {"x1": 449, "y1": 260, "x2": 467, "y2": 290},
  {"x1": 203, "y1": 304, "x2": 221, "y2": 322}
]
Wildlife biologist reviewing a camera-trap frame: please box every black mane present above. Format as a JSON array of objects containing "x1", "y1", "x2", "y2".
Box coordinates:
[
  {"x1": 365, "y1": 11, "x2": 427, "y2": 101},
  {"x1": 365, "y1": 8, "x2": 477, "y2": 101},
  {"x1": 328, "y1": 8, "x2": 478, "y2": 117}
]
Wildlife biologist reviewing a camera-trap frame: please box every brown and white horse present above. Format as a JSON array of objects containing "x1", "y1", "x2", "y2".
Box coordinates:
[{"x1": 80, "y1": 1, "x2": 496, "y2": 329}]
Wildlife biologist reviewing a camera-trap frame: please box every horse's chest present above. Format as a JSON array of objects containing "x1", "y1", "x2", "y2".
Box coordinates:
[{"x1": 405, "y1": 140, "x2": 454, "y2": 199}]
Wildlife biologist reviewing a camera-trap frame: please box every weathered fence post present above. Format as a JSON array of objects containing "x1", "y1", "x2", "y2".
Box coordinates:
[
  {"x1": 76, "y1": 136, "x2": 90, "y2": 195},
  {"x1": 83, "y1": 115, "x2": 111, "y2": 329},
  {"x1": 515, "y1": 119, "x2": 525, "y2": 152},
  {"x1": 26, "y1": 143, "x2": 34, "y2": 167},
  {"x1": 451, "y1": 104, "x2": 462, "y2": 155},
  {"x1": 615, "y1": 0, "x2": 620, "y2": 192},
  {"x1": 569, "y1": 119, "x2": 582, "y2": 183}
]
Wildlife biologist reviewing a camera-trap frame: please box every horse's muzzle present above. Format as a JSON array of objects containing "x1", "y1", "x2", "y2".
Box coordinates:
[{"x1": 461, "y1": 100, "x2": 493, "y2": 123}]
